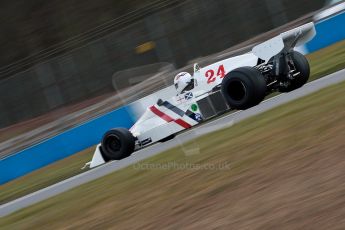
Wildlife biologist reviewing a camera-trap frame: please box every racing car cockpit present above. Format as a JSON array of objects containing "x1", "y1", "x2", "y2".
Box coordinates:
[{"x1": 174, "y1": 72, "x2": 195, "y2": 95}]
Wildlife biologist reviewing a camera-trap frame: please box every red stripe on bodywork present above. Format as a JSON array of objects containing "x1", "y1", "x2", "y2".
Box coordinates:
[
  {"x1": 150, "y1": 106, "x2": 174, "y2": 122},
  {"x1": 149, "y1": 106, "x2": 191, "y2": 129},
  {"x1": 175, "y1": 119, "x2": 192, "y2": 129}
]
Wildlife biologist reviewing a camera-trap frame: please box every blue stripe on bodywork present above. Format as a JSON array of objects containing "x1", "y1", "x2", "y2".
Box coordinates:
[{"x1": 161, "y1": 101, "x2": 185, "y2": 117}]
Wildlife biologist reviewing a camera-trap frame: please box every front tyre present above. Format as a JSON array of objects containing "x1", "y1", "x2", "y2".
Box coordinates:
[
  {"x1": 279, "y1": 51, "x2": 310, "y2": 92},
  {"x1": 221, "y1": 67, "x2": 267, "y2": 110},
  {"x1": 101, "y1": 128, "x2": 135, "y2": 161}
]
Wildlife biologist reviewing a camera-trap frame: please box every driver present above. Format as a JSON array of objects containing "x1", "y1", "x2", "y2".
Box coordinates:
[{"x1": 173, "y1": 72, "x2": 195, "y2": 95}]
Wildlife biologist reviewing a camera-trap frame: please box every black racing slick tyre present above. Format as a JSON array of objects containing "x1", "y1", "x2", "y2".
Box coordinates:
[
  {"x1": 221, "y1": 66, "x2": 267, "y2": 110},
  {"x1": 101, "y1": 128, "x2": 135, "y2": 161},
  {"x1": 279, "y1": 51, "x2": 310, "y2": 92}
]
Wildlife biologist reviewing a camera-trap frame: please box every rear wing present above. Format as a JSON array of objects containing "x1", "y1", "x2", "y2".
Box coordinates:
[{"x1": 252, "y1": 22, "x2": 316, "y2": 61}]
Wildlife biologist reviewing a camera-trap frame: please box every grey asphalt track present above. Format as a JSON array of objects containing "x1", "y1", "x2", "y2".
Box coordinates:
[{"x1": 1, "y1": 69, "x2": 344, "y2": 217}]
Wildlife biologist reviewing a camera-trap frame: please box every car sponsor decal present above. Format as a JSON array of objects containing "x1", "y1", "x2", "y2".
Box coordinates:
[
  {"x1": 139, "y1": 137, "x2": 152, "y2": 146},
  {"x1": 175, "y1": 95, "x2": 186, "y2": 103},
  {"x1": 194, "y1": 113, "x2": 202, "y2": 122},
  {"x1": 191, "y1": 103, "x2": 198, "y2": 112},
  {"x1": 185, "y1": 110, "x2": 203, "y2": 122},
  {"x1": 184, "y1": 92, "x2": 193, "y2": 100},
  {"x1": 150, "y1": 106, "x2": 192, "y2": 129}
]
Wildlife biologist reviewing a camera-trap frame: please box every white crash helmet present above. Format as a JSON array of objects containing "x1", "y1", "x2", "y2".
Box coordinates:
[{"x1": 174, "y1": 72, "x2": 194, "y2": 94}]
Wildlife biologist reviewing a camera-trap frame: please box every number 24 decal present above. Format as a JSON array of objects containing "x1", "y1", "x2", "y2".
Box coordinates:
[{"x1": 205, "y1": 65, "x2": 226, "y2": 84}]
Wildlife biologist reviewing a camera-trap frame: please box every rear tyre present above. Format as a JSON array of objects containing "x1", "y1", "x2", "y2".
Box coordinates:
[
  {"x1": 101, "y1": 128, "x2": 135, "y2": 160},
  {"x1": 279, "y1": 51, "x2": 310, "y2": 92},
  {"x1": 221, "y1": 67, "x2": 267, "y2": 110}
]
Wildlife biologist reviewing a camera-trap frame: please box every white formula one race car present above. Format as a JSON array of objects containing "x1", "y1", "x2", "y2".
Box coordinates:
[{"x1": 88, "y1": 23, "x2": 316, "y2": 168}]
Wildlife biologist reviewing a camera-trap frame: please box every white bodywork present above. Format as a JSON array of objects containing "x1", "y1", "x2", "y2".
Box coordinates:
[{"x1": 88, "y1": 23, "x2": 315, "y2": 168}]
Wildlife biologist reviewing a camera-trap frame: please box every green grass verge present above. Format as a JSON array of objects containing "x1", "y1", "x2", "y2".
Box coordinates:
[
  {"x1": 1, "y1": 39, "x2": 345, "y2": 206},
  {"x1": 1, "y1": 75, "x2": 345, "y2": 229},
  {"x1": 308, "y1": 40, "x2": 345, "y2": 80}
]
